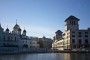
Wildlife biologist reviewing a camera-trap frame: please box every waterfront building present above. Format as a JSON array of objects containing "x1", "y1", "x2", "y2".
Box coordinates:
[
  {"x1": 52, "y1": 15, "x2": 90, "y2": 50},
  {"x1": 0, "y1": 22, "x2": 39, "y2": 51}
]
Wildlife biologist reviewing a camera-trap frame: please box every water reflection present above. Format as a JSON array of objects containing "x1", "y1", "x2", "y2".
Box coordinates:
[
  {"x1": 0, "y1": 53, "x2": 90, "y2": 60},
  {"x1": 64, "y1": 53, "x2": 90, "y2": 60}
]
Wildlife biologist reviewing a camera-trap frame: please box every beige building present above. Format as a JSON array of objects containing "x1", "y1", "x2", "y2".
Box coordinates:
[
  {"x1": 52, "y1": 15, "x2": 90, "y2": 50},
  {"x1": 52, "y1": 38, "x2": 64, "y2": 50}
]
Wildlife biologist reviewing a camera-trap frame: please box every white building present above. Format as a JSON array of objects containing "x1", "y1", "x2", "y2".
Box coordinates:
[
  {"x1": 0, "y1": 22, "x2": 39, "y2": 50},
  {"x1": 52, "y1": 15, "x2": 90, "y2": 50}
]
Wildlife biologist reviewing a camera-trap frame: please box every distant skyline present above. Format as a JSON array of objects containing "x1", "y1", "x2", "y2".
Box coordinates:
[{"x1": 0, "y1": 0, "x2": 90, "y2": 38}]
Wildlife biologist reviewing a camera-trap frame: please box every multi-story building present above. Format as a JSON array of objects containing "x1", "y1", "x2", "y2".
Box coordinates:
[{"x1": 52, "y1": 15, "x2": 90, "y2": 50}]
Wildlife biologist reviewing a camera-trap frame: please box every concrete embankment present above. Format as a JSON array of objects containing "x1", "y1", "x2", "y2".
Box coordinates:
[
  {"x1": 53, "y1": 50, "x2": 90, "y2": 53},
  {"x1": 0, "y1": 50, "x2": 90, "y2": 55}
]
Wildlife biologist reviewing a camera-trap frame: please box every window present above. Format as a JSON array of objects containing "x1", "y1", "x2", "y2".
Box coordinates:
[
  {"x1": 85, "y1": 32, "x2": 88, "y2": 34},
  {"x1": 70, "y1": 21, "x2": 72, "y2": 24},
  {"x1": 73, "y1": 21, "x2": 75, "y2": 25},
  {"x1": 85, "y1": 39, "x2": 88, "y2": 44},
  {"x1": 78, "y1": 32, "x2": 82, "y2": 34},
  {"x1": 78, "y1": 35, "x2": 82, "y2": 37},
  {"x1": 78, "y1": 39, "x2": 82, "y2": 44},
  {"x1": 11, "y1": 37, "x2": 12, "y2": 40},
  {"x1": 8, "y1": 36, "x2": 10, "y2": 40},
  {"x1": 85, "y1": 35, "x2": 88, "y2": 38},
  {"x1": 3, "y1": 36, "x2": 5, "y2": 41},
  {"x1": 72, "y1": 39, "x2": 75, "y2": 43},
  {"x1": 30, "y1": 42, "x2": 31, "y2": 44},
  {"x1": 72, "y1": 21, "x2": 74, "y2": 25},
  {"x1": 15, "y1": 37, "x2": 16, "y2": 41},
  {"x1": 72, "y1": 31, "x2": 75, "y2": 34},
  {"x1": 72, "y1": 35, "x2": 75, "y2": 37},
  {"x1": 67, "y1": 40, "x2": 68, "y2": 44}
]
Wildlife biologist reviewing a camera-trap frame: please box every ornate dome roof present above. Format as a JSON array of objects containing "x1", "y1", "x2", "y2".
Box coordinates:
[
  {"x1": 13, "y1": 23, "x2": 20, "y2": 29},
  {"x1": 6, "y1": 28, "x2": 9, "y2": 31},
  {"x1": 18, "y1": 28, "x2": 21, "y2": 31},
  {"x1": 23, "y1": 29, "x2": 26, "y2": 32}
]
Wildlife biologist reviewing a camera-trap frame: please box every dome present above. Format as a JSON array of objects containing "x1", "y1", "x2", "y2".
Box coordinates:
[
  {"x1": 13, "y1": 23, "x2": 20, "y2": 29},
  {"x1": 23, "y1": 29, "x2": 26, "y2": 32},
  {"x1": 18, "y1": 28, "x2": 21, "y2": 31},
  {"x1": 6, "y1": 28, "x2": 9, "y2": 31}
]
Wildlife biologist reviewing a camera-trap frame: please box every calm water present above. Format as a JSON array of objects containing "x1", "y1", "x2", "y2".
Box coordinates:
[{"x1": 0, "y1": 53, "x2": 90, "y2": 60}]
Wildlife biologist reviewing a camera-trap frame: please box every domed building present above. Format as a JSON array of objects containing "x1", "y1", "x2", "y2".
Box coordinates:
[
  {"x1": 12, "y1": 23, "x2": 22, "y2": 35},
  {"x1": 5, "y1": 28, "x2": 9, "y2": 33},
  {"x1": 0, "y1": 22, "x2": 39, "y2": 52}
]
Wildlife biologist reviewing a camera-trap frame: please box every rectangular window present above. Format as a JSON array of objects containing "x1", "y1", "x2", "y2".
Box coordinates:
[
  {"x1": 78, "y1": 35, "x2": 82, "y2": 37},
  {"x1": 85, "y1": 35, "x2": 88, "y2": 38},
  {"x1": 3, "y1": 36, "x2": 5, "y2": 41},
  {"x1": 85, "y1": 39, "x2": 88, "y2": 44},
  {"x1": 85, "y1": 32, "x2": 88, "y2": 34},
  {"x1": 8, "y1": 36, "x2": 10, "y2": 40},
  {"x1": 72, "y1": 39, "x2": 75, "y2": 43},
  {"x1": 72, "y1": 31, "x2": 75, "y2": 34},
  {"x1": 11, "y1": 37, "x2": 12, "y2": 40},
  {"x1": 78, "y1": 39, "x2": 82, "y2": 44},
  {"x1": 72, "y1": 35, "x2": 75, "y2": 37},
  {"x1": 78, "y1": 32, "x2": 82, "y2": 34},
  {"x1": 15, "y1": 37, "x2": 16, "y2": 41}
]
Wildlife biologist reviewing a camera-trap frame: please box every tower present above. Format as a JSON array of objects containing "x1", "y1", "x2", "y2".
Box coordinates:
[
  {"x1": 55, "y1": 30, "x2": 63, "y2": 40},
  {"x1": 12, "y1": 19, "x2": 21, "y2": 35},
  {"x1": 5, "y1": 28, "x2": 9, "y2": 33},
  {"x1": 22, "y1": 29, "x2": 26, "y2": 36},
  {"x1": 18, "y1": 28, "x2": 21, "y2": 35},
  {"x1": 65, "y1": 15, "x2": 79, "y2": 31}
]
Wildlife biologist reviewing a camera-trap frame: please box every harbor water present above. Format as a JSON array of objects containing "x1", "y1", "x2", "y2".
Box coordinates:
[{"x1": 0, "y1": 53, "x2": 90, "y2": 60}]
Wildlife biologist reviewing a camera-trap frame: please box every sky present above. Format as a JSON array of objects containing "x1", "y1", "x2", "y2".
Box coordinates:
[{"x1": 0, "y1": 0, "x2": 90, "y2": 39}]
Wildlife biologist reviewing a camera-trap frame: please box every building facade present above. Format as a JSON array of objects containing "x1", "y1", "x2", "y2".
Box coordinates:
[
  {"x1": 0, "y1": 22, "x2": 39, "y2": 50},
  {"x1": 38, "y1": 36, "x2": 53, "y2": 49},
  {"x1": 52, "y1": 15, "x2": 90, "y2": 50}
]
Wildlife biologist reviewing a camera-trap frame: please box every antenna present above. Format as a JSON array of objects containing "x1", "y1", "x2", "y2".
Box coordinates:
[{"x1": 16, "y1": 19, "x2": 17, "y2": 24}]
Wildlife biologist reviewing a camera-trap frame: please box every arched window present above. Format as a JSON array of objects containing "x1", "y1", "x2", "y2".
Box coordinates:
[
  {"x1": 70, "y1": 21, "x2": 72, "y2": 25},
  {"x1": 15, "y1": 37, "x2": 16, "y2": 41},
  {"x1": 74, "y1": 21, "x2": 75, "y2": 25},
  {"x1": 72, "y1": 21, "x2": 73, "y2": 25},
  {"x1": 3, "y1": 36, "x2": 5, "y2": 41},
  {"x1": 8, "y1": 36, "x2": 10, "y2": 40}
]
